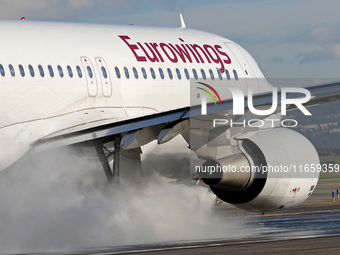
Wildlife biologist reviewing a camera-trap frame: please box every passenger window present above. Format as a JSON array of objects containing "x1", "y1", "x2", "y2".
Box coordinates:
[
  {"x1": 76, "y1": 66, "x2": 82, "y2": 78},
  {"x1": 58, "y1": 65, "x2": 64, "y2": 77},
  {"x1": 87, "y1": 66, "x2": 93, "y2": 78},
  {"x1": 159, "y1": 68, "x2": 164, "y2": 79},
  {"x1": 101, "y1": 66, "x2": 108, "y2": 79},
  {"x1": 225, "y1": 69, "x2": 230, "y2": 80},
  {"x1": 233, "y1": 69, "x2": 238, "y2": 80},
  {"x1": 115, "y1": 67, "x2": 121, "y2": 78},
  {"x1": 209, "y1": 69, "x2": 214, "y2": 80},
  {"x1": 192, "y1": 69, "x2": 198, "y2": 80},
  {"x1": 133, "y1": 67, "x2": 138, "y2": 79},
  {"x1": 0, "y1": 64, "x2": 4, "y2": 76},
  {"x1": 9, "y1": 64, "x2": 15, "y2": 77},
  {"x1": 48, "y1": 65, "x2": 54, "y2": 77},
  {"x1": 184, "y1": 68, "x2": 190, "y2": 79},
  {"x1": 217, "y1": 69, "x2": 222, "y2": 80},
  {"x1": 19, "y1": 65, "x2": 25, "y2": 77},
  {"x1": 150, "y1": 68, "x2": 156, "y2": 79},
  {"x1": 141, "y1": 67, "x2": 147, "y2": 79},
  {"x1": 29, "y1": 65, "x2": 34, "y2": 77},
  {"x1": 38, "y1": 65, "x2": 44, "y2": 77},
  {"x1": 201, "y1": 69, "x2": 206, "y2": 80},
  {"x1": 67, "y1": 66, "x2": 73, "y2": 78},
  {"x1": 176, "y1": 68, "x2": 181, "y2": 79},
  {"x1": 124, "y1": 67, "x2": 129, "y2": 79},
  {"x1": 167, "y1": 68, "x2": 173, "y2": 79}
]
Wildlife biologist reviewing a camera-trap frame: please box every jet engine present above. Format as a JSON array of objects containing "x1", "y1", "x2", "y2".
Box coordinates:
[{"x1": 200, "y1": 128, "x2": 319, "y2": 213}]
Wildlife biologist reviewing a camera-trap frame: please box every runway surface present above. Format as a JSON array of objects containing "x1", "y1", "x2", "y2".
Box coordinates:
[{"x1": 24, "y1": 179, "x2": 340, "y2": 255}]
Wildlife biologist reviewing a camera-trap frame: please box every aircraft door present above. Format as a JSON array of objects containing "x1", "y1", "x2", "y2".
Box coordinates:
[
  {"x1": 81, "y1": 57, "x2": 98, "y2": 97},
  {"x1": 95, "y1": 57, "x2": 112, "y2": 97},
  {"x1": 224, "y1": 43, "x2": 260, "y2": 94}
]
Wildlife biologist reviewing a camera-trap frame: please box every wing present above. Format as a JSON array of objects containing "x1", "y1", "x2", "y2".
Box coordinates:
[
  {"x1": 31, "y1": 80, "x2": 340, "y2": 153},
  {"x1": 288, "y1": 80, "x2": 340, "y2": 109}
]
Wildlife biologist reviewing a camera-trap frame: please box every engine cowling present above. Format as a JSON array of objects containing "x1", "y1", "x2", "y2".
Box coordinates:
[{"x1": 200, "y1": 128, "x2": 320, "y2": 213}]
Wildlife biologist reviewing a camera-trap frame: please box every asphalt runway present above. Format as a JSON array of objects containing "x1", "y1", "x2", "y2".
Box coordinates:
[{"x1": 27, "y1": 179, "x2": 340, "y2": 255}]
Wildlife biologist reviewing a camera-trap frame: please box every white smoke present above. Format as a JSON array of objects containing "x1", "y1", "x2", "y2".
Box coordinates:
[{"x1": 0, "y1": 143, "x2": 250, "y2": 254}]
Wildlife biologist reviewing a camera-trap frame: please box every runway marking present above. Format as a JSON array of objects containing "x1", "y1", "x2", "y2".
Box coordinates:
[
  {"x1": 215, "y1": 208, "x2": 340, "y2": 220},
  {"x1": 308, "y1": 196, "x2": 335, "y2": 199},
  {"x1": 299, "y1": 204, "x2": 340, "y2": 208},
  {"x1": 62, "y1": 233, "x2": 340, "y2": 255},
  {"x1": 260, "y1": 209, "x2": 340, "y2": 217},
  {"x1": 214, "y1": 203, "x2": 340, "y2": 214}
]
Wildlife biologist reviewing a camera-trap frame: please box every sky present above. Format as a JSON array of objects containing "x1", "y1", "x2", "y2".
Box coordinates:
[{"x1": 1, "y1": 0, "x2": 340, "y2": 79}]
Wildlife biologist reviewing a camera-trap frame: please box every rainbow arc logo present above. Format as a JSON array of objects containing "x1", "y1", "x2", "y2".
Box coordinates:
[{"x1": 196, "y1": 82, "x2": 223, "y2": 115}]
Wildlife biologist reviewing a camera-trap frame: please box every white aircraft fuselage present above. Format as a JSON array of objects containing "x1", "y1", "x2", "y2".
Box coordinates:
[{"x1": 0, "y1": 20, "x2": 271, "y2": 171}]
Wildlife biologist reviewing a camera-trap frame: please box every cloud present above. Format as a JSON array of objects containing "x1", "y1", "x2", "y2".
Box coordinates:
[
  {"x1": 0, "y1": 0, "x2": 340, "y2": 78},
  {"x1": 67, "y1": 0, "x2": 94, "y2": 9},
  {"x1": 284, "y1": 29, "x2": 314, "y2": 44},
  {"x1": 295, "y1": 50, "x2": 334, "y2": 64},
  {"x1": 229, "y1": 33, "x2": 272, "y2": 48},
  {"x1": 332, "y1": 44, "x2": 340, "y2": 58},
  {"x1": 311, "y1": 25, "x2": 337, "y2": 42},
  {"x1": 0, "y1": 0, "x2": 144, "y2": 21},
  {"x1": 283, "y1": 22, "x2": 340, "y2": 46},
  {"x1": 269, "y1": 56, "x2": 284, "y2": 64}
]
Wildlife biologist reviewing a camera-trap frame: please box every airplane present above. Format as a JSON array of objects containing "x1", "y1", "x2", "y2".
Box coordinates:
[{"x1": 0, "y1": 16, "x2": 340, "y2": 214}]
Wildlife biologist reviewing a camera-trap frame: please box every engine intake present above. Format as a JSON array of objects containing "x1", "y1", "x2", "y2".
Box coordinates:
[{"x1": 200, "y1": 128, "x2": 320, "y2": 213}]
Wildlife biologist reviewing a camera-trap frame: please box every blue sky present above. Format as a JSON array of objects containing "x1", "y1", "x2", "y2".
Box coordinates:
[{"x1": 1, "y1": 0, "x2": 340, "y2": 80}]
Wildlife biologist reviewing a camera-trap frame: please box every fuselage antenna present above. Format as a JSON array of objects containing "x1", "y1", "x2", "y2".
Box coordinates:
[{"x1": 179, "y1": 14, "x2": 186, "y2": 29}]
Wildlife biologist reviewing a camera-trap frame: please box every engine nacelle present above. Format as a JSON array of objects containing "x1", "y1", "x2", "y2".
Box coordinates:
[{"x1": 200, "y1": 128, "x2": 319, "y2": 213}]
